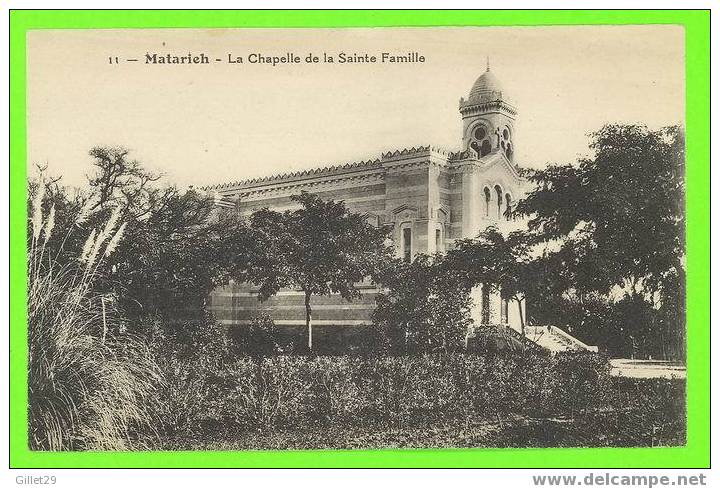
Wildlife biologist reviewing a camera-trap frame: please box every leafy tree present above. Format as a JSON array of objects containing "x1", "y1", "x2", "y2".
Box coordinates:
[
  {"x1": 372, "y1": 254, "x2": 472, "y2": 354},
  {"x1": 514, "y1": 124, "x2": 685, "y2": 358},
  {"x1": 239, "y1": 192, "x2": 391, "y2": 351},
  {"x1": 448, "y1": 226, "x2": 536, "y2": 336},
  {"x1": 33, "y1": 147, "x2": 251, "y2": 334},
  {"x1": 86, "y1": 146, "x2": 161, "y2": 216},
  {"x1": 107, "y1": 187, "x2": 247, "y2": 322},
  {"x1": 516, "y1": 124, "x2": 684, "y2": 297}
]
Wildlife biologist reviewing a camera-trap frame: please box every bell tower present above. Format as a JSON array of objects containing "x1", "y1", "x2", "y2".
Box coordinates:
[{"x1": 458, "y1": 59, "x2": 517, "y2": 162}]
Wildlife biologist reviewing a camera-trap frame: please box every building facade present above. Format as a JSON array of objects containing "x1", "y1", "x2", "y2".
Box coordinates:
[{"x1": 207, "y1": 65, "x2": 528, "y2": 332}]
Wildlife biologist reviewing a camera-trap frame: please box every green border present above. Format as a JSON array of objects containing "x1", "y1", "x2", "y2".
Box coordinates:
[{"x1": 9, "y1": 10, "x2": 710, "y2": 468}]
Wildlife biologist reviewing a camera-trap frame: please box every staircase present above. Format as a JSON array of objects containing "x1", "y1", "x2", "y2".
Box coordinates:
[
  {"x1": 525, "y1": 325, "x2": 598, "y2": 353},
  {"x1": 467, "y1": 324, "x2": 544, "y2": 353}
]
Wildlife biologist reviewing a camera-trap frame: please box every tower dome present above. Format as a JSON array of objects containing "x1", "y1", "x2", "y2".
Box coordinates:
[{"x1": 468, "y1": 68, "x2": 505, "y2": 103}]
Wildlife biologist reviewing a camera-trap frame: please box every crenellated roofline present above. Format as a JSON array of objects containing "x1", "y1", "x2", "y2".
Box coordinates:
[
  {"x1": 380, "y1": 145, "x2": 454, "y2": 160},
  {"x1": 203, "y1": 145, "x2": 456, "y2": 193},
  {"x1": 201, "y1": 158, "x2": 382, "y2": 192}
]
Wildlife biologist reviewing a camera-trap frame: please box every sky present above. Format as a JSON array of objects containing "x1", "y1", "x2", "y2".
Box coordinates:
[{"x1": 27, "y1": 25, "x2": 684, "y2": 189}]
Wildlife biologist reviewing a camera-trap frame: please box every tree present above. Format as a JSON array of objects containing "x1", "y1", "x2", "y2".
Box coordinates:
[
  {"x1": 448, "y1": 226, "x2": 535, "y2": 336},
  {"x1": 107, "y1": 187, "x2": 247, "y2": 321},
  {"x1": 517, "y1": 124, "x2": 684, "y2": 295},
  {"x1": 513, "y1": 124, "x2": 685, "y2": 359},
  {"x1": 372, "y1": 254, "x2": 472, "y2": 354},
  {"x1": 86, "y1": 146, "x2": 161, "y2": 216},
  {"x1": 34, "y1": 147, "x2": 251, "y2": 332},
  {"x1": 240, "y1": 192, "x2": 391, "y2": 351}
]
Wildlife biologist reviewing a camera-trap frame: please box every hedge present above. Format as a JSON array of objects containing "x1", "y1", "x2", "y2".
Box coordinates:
[{"x1": 154, "y1": 351, "x2": 685, "y2": 447}]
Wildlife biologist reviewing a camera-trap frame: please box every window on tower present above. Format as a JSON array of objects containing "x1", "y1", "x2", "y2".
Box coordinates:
[
  {"x1": 484, "y1": 187, "x2": 491, "y2": 217},
  {"x1": 495, "y1": 185, "x2": 503, "y2": 219},
  {"x1": 480, "y1": 140, "x2": 491, "y2": 156},
  {"x1": 504, "y1": 193, "x2": 512, "y2": 221}
]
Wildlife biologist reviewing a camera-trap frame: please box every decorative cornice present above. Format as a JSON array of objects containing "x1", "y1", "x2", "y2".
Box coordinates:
[
  {"x1": 449, "y1": 151, "x2": 525, "y2": 183},
  {"x1": 201, "y1": 158, "x2": 383, "y2": 192},
  {"x1": 459, "y1": 99, "x2": 517, "y2": 117},
  {"x1": 233, "y1": 171, "x2": 385, "y2": 200},
  {"x1": 204, "y1": 145, "x2": 454, "y2": 195}
]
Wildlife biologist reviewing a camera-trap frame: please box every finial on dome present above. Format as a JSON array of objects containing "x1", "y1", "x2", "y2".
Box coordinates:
[{"x1": 486, "y1": 56, "x2": 490, "y2": 72}]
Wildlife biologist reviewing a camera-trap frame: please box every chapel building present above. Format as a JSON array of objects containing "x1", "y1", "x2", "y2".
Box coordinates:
[{"x1": 207, "y1": 64, "x2": 528, "y2": 332}]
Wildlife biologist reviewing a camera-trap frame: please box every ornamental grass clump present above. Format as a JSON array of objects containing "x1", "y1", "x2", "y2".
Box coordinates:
[{"x1": 28, "y1": 176, "x2": 162, "y2": 450}]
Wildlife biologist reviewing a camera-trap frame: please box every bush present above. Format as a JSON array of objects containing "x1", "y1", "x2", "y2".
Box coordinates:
[
  {"x1": 147, "y1": 312, "x2": 239, "y2": 439},
  {"x1": 355, "y1": 355, "x2": 457, "y2": 425},
  {"x1": 154, "y1": 352, "x2": 223, "y2": 438},
  {"x1": 601, "y1": 376, "x2": 686, "y2": 446},
  {"x1": 547, "y1": 352, "x2": 613, "y2": 418},
  {"x1": 226, "y1": 356, "x2": 313, "y2": 428},
  {"x1": 306, "y1": 356, "x2": 368, "y2": 423},
  {"x1": 373, "y1": 255, "x2": 472, "y2": 354},
  {"x1": 155, "y1": 349, "x2": 684, "y2": 448},
  {"x1": 229, "y1": 314, "x2": 281, "y2": 357}
]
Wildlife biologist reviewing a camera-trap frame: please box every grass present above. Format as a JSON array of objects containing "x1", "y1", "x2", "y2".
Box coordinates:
[{"x1": 27, "y1": 179, "x2": 162, "y2": 450}]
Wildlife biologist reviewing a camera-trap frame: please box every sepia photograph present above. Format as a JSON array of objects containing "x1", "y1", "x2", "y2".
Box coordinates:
[{"x1": 25, "y1": 25, "x2": 687, "y2": 452}]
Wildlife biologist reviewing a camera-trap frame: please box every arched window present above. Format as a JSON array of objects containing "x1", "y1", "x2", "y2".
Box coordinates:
[
  {"x1": 505, "y1": 143, "x2": 513, "y2": 160},
  {"x1": 483, "y1": 187, "x2": 491, "y2": 217},
  {"x1": 494, "y1": 185, "x2": 503, "y2": 219},
  {"x1": 480, "y1": 139, "x2": 492, "y2": 156},
  {"x1": 504, "y1": 193, "x2": 512, "y2": 221}
]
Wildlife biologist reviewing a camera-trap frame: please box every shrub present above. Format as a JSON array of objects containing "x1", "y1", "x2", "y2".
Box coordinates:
[
  {"x1": 373, "y1": 255, "x2": 472, "y2": 355},
  {"x1": 230, "y1": 314, "x2": 281, "y2": 357},
  {"x1": 154, "y1": 352, "x2": 227, "y2": 438},
  {"x1": 225, "y1": 356, "x2": 313, "y2": 429},
  {"x1": 354, "y1": 355, "x2": 458, "y2": 426},
  {"x1": 153, "y1": 348, "x2": 684, "y2": 448},
  {"x1": 548, "y1": 352, "x2": 612, "y2": 418},
  {"x1": 306, "y1": 356, "x2": 368, "y2": 423},
  {"x1": 600, "y1": 376, "x2": 686, "y2": 446},
  {"x1": 151, "y1": 314, "x2": 240, "y2": 438}
]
